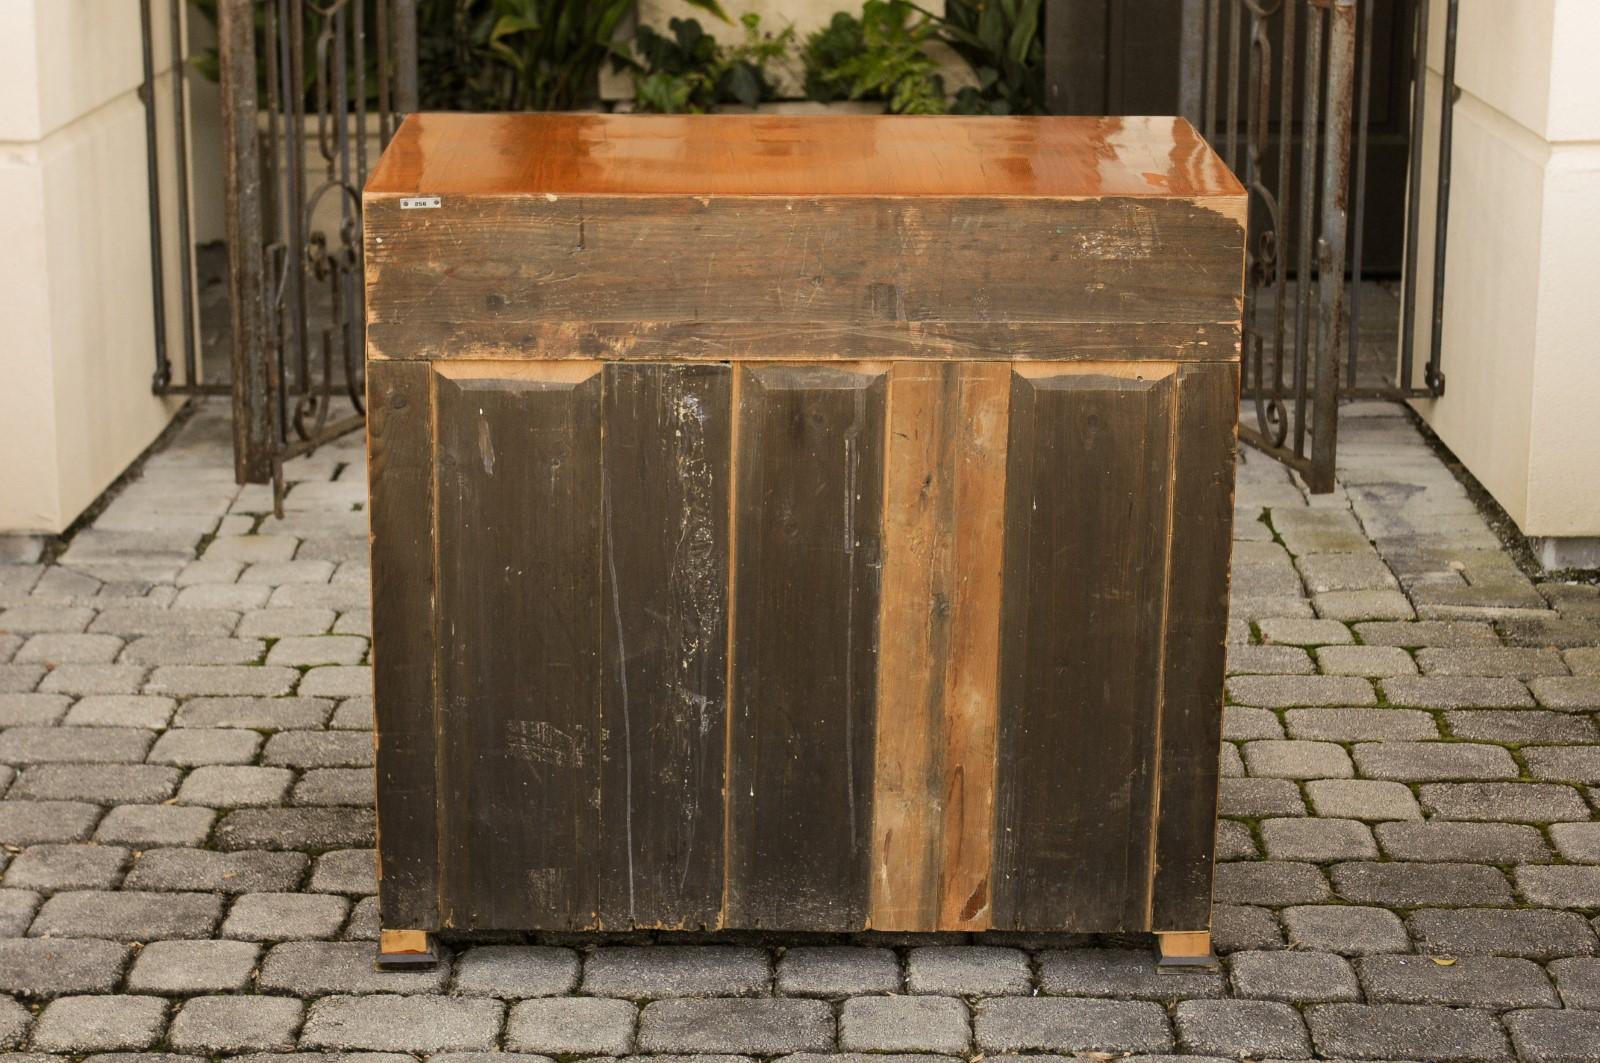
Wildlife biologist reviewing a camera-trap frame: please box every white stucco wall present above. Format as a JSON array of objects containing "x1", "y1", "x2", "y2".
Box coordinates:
[
  {"x1": 0, "y1": 0, "x2": 188, "y2": 534},
  {"x1": 1409, "y1": 0, "x2": 1600, "y2": 551}
]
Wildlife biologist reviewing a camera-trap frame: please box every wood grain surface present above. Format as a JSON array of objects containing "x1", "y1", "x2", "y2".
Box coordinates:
[
  {"x1": 870, "y1": 362, "x2": 1009, "y2": 931},
  {"x1": 433, "y1": 362, "x2": 603, "y2": 930},
  {"x1": 365, "y1": 195, "x2": 1245, "y2": 364},
  {"x1": 367, "y1": 360, "x2": 438, "y2": 931},
  {"x1": 994, "y1": 364, "x2": 1177, "y2": 931},
  {"x1": 372, "y1": 358, "x2": 1237, "y2": 934},
  {"x1": 1150, "y1": 361, "x2": 1238, "y2": 932},
  {"x1": 599, "y1": 363, "x2": 731, "y2": 929},
  {"x1": 367, "y1": 113, "x2": 1243, "y2": 936},
  {"x1": 367, "y1": 113, "x2": 1243, "y2": 199},
  {"x1": 726, "y1": 364, "x2": 887, "y2": 930}
]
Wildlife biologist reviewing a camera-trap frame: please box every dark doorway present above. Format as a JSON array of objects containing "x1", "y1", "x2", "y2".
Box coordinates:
[{"x1": 1043, "y1": 0, "x2": 1415, "y2": 273}]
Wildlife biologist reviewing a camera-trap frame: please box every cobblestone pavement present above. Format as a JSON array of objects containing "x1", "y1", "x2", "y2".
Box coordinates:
[{"x1": 1, "y1": 399, "x2": 1598, "y2": 1062}]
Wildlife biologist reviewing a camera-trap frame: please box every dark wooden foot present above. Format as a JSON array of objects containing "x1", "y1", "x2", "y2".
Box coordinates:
[
  {"x1": 1156, "y1": 930, "x2": 1217, "y2": 969},
  {"x1": 376, "y1": 929, "x2": 438, "y2": 970}
]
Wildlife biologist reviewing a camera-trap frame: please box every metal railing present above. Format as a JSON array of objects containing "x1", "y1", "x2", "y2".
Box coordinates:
[
  {"x1": 142, "y1": 0, "x2": 417, "y2": 510},
  {"x1": 1180, "y1": 0, "x2": 1455, "y2": 491}
]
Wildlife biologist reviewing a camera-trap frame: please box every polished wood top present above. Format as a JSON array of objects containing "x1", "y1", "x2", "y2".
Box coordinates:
[{"x1": 366, "y1": 113, "x2": 1243, "y2": 200}]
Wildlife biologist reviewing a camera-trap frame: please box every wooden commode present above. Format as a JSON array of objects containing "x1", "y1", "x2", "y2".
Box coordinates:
[{"x1": 363, "y1": 113, "x2": 1245, "y2": 966}]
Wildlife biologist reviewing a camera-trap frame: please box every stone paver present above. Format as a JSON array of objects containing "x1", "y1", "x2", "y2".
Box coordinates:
[
  {"x1": 29, "y1": 890, "x2": 222, "y2": 939},
  {"x1": 907, "y1": 945, "x2": 1031, "y2": 995},
  {"x1": 167, "y1": 994, "x2": 303, "y2": 1053},
  {"x1": 776, "y1": 946, "x2": 901, "y2": 996},
  {"x1": 453, "y1": 945, "x2": 579, "y2": 997},
  {"x1": 636, "y1": 999, "x2": 832, "y2": 1055},
  {"x1": 507, "y1": 997, "x2": 636, "y2": 1055},
  {"x1": 0, "y1": 938, "x2": 130, "y2": 997},
  {"x1": 1420, "y1": 781, "x2": 1592, "y2": 822},
  {"x1": 583, "y1": 945, "x2": 770, "y2": 997},
  {"x1": 301, "y1": 994, "x2": 501, "y2": 1052},
  {"x1": 1409, "y1": 908, "x2": 1599, "y2": 959},
  {"x1": 1228, "y1": 949, "x2": 1360, "y2": 1003},
  {"x1": 975, "y1": 998, "x2": 1173, "y2": 1054},
  {"x1": 1174, "y1": 999, "x2": 1311, "y2": 1059},
  {"x1": 1307, "y1": 1002, "x2": 1509, "y2": 1062},
  {"x1": 220, "y1": 891, "x2": 348, "y2": 941},
  {"x1": 1283, "y1": 904, "x2": 1411, "y2": 954},
  {"x1": 1305, "y1": 777, "x2": 1422, "y2": 820},
  {"x1": 1504, "y1": 1008, "x2": 1600, "y2": 1063},
  {"x1": 30, "y1": 994, "x2": 168, "y2": 1051},
  {"x1": 1360, "y1": 953, "x2": 1559, "y2": 1009},
  {"x1": 2, "y1": 401, "x2": 1595, "y2": 1061},
  {"x1": 1038, "y1": 947, "x2": 1224, "y2": 1000},
  {"x1": 125, "y1": 939, "x2": 261, "y2": 993},
  {"x1": 840, "y1": 996, "x2": 969, "y2": 1054}
]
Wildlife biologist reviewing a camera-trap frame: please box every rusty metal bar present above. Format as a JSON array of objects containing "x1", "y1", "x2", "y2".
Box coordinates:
[
  {"x1": 220, "y1": 0, "x2": 272, "y2": 483},
  {"x1": 392, "y1": 0, "x2": 419, "y2": 113},
  {"x1": 287, "y1": 1, "x2": 311, "y2": 398},
  {"x1": 1265, "y1": 0, "x2": 1296, "y2": 446},
  {"x1": 168, "y1": 0, "x2": 199, "y2": 388},
  {"x1": 1309, "y1": 0, "x2": 1356, "y2": 493},
  {"x1": 356, "y1": 0, "x2": 369, "y2": 180},
  {"x1": 139, "y1": 0, "x2": 171, "y2": 392},
  {"x1": 1223, "y1": 0, "x2": 1242, "y2": 169},
  {"x1": 1203, "y1": 0, "x2": 1221, "y2": 143},
  {"x1": 1291, "y1": 4, "x2": 1323, "y2": 459},
  {"x1": 1177, "y1": 0, "x2": 1206, "y2": 125},
  {"x1": 1398, "y1": 0, "x2": 1432, "y2": 392},
  {"x1": 1346, "y1": 0, "x2": 1374, "y2": 392},
  {"x1": 1425, "y1": 0, "x2": 1457, "y2": 396}
]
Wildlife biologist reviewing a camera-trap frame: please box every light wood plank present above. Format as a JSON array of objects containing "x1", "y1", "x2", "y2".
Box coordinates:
[{"x1": 869, "y1": 362, "x2": 1009, "y2": 931}]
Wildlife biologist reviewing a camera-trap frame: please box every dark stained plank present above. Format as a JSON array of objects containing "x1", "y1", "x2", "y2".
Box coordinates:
[
  {"x1": 367, "y1": 359, "x2": 439, "y2": 931},
  {"x1": 727, "y1": 364, "x2": 887, "y2": 930},
  {"x1": 433, "y1": 362, "x2": 603, "y2": 931},
  {"x1": 368, "y1": 319, "x2": 1240, "y2": 366},
  {"x1": 599, "y1": 363, "x2": 731, "y2": 929},
  {"x1": 1150, "y1": 361, "x2": 1238, "y2": 931},
  {"x1": 993, "y1": 363, "x2": 1178, "y2": 932},
  {"x1": 364, "y1": 195, "x2": 1248, "y2": 361},
  {"x1": 870, "y1": 362, "x2": 1009, "y2": 932}
]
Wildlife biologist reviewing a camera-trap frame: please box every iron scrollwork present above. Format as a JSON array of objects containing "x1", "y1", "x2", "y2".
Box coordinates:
[
  {"x1": 1187, "y1": 0, "x2": 1354, "y2": 491},
  {"x1": 204, "y1": 0, "x2": 415, "y2": 508}
]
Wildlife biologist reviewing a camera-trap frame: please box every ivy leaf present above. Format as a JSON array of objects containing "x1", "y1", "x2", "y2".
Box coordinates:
[
  {"x1": 489, "y1": 13, "x2": 540, "y2": 43},
  {"x1": 1008, "y1": 0, "x2": 1042, "y2": 66},
  {"x1": 724, "y1": 62, "x2": 762, "y2": 106},
  {"x1": 683, "y1": 0, "x2": 733, "y2": 24}
]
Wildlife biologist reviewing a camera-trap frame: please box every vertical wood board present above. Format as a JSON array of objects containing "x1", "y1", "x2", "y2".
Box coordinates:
[
  {"x1": 599, "y1": 363, "x2": 731, "y2": 929},
  {"x1": 367, "y1": 360, "x2": 439, "y2": 930},
  {"x1": 869, "y1": 362, "x2": 1009, "y2": 931},
  {"x1": 1151, "y1": 361, "x2": 1237, "y2": 930},
  {"x1": 994, "y1": 365, "x2": 1177, "y2": 931},
  {"x1": 433, "y1": 362, "x2": 603, "y2": 930},
  {"x1": 727, "y1": 364, "x2": 887, "y2": 930}
]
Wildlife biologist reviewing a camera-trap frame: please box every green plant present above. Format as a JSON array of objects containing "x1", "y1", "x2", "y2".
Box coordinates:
[
  {"x1": 801, "y1": 1, "x2": 946, "y2": 115},
  {"x1": 631, "y1": 12, "x2": 795, "y2": 114},
  {"x1": 194, "y1": 0, "x2": 729, "y2": 112},
  {"x1": 921, "y1": 0, "x2": 1044, "y2": 115},
  {"x1": 418, "y1": 0, "x2": 731, "y2": 111}
]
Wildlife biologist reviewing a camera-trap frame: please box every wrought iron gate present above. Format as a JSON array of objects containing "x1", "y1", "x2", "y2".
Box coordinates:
[
  {"x1": 143, "y1": 0, "x2": 417, "y2": 511},
  {"x1": 1179, "y1": 0, "x2": 1454, "y2": 491}
]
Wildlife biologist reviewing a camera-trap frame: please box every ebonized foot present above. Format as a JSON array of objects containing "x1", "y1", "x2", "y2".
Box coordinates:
[
  {"x1": 376, "y1": 929, "x2": 438, "y2": 970},
  {"x1": 1156, "y1": 930, "x2": 1217, "y2": 969}
]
